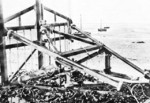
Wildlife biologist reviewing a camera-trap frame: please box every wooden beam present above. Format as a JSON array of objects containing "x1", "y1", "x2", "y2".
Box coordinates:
[
  {"x1": 77, "y1": 48, "x2": 104, "y2": 64},
  {"x1": 44, "y1": 36, "x2": 66, "y2": 43},
  {"x1": 44, "y1": 6, "x2": 72, "y2": 24},
  {"x1": 7, "y1": 25, "x2": 35, "y2": 31},
  {"x1": 4, "y1": 5, "x2": 34, "y2": 23},
  {"x1": 0, "y1": 0, "x2": 8, "y2": 85},
  {"x1": 6, "y1": 22, "x2": 67, "y2": 32},
  {"x1": 61, "y1": 45, "x2": 101, "y2": 57},
  {"x1": 8, "y1": 32, "x2": 121, "y2": 89},
  {"x1": 3, "y1": 37, "x2": 66, "y2": 49},
  {"x1": 49, "y1": 22, "x2": 68, "y2": 27},
  {"x1": 36, "y1": 0, "x2": 43, "y2": 69},
  {"x1": 4, "y1": 41, "x2": 39, "y2": 49},
  {"x1": 53, "y1": 30, "x2": 95, "y2": 45}
]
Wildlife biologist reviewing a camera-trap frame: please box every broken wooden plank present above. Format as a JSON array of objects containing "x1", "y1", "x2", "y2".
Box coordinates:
[{"x1": 4, "y1": 5, "x2": 34, "y2": 23}]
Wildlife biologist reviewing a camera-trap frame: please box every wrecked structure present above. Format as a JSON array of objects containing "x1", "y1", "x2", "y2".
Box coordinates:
[{"x1": 0, "y1": 0, "x2": 150, "y2": 102}]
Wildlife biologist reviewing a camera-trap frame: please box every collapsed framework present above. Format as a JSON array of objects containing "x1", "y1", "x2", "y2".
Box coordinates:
[{"x1": 0, "y1": 0, "x2": 150, "y2": 102}]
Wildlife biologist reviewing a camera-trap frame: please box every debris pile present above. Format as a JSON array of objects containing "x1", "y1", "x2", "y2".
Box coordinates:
[{"x1": 0, "y1": 66, "x2": 150, "y2": 103}]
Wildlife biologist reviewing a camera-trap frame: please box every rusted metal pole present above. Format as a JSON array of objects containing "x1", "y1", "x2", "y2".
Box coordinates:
[
  {"x1": 0, "y1": 0, "x2": 8, "y2": 85},
  {"x1": 35, "y1": 0, "x2": 43, "y2": 69}
]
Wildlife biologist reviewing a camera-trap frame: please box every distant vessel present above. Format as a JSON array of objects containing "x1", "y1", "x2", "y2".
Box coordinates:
[
  {"x1": 98, "y1": 28, "x2": 107, "y2": 32},
  {"x1": 98, "y1": 19, "x2": 110, "y2": 32},
  {"x1": 98, "y1": 27, "x2": 110, "y2": 32}
]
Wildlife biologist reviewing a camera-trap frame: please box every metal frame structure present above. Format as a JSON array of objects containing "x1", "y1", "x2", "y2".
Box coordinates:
[{"x1": 0, "y1": 0, "x2": 149, "y2": 92}]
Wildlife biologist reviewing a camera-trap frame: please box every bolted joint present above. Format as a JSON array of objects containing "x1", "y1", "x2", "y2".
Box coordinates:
[
  {"x1": 40, "y1": 26, "x2": 47, "y2": 34},
  {"x1": 7, "y1": 30, "x2": 14, "y2": 39},
  {"x1": 71, "y1": 24, "x2": 76, "y2": 29},
  {"x1": 105, "y1": 50, "x2": 112, "y2": 57},
  {"x1": 104, "y1": 67, "x2": 111, "y2": 74}
]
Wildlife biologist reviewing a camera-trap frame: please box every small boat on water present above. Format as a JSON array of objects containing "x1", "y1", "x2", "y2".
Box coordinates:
[
  {"x1": 98, "y1": 26, "x2": 110, "y2": 32},
  {"x1": 98, "y1": 19, "x2": 110, "y2": 32},
  {"x1": 98, "y1": 28, "x2": 107, "y2": 32}
]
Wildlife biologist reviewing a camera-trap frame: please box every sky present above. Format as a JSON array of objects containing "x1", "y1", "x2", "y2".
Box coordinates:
[{"x1": 2, "y1": 0, "x2": 150, "y2": 26}]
